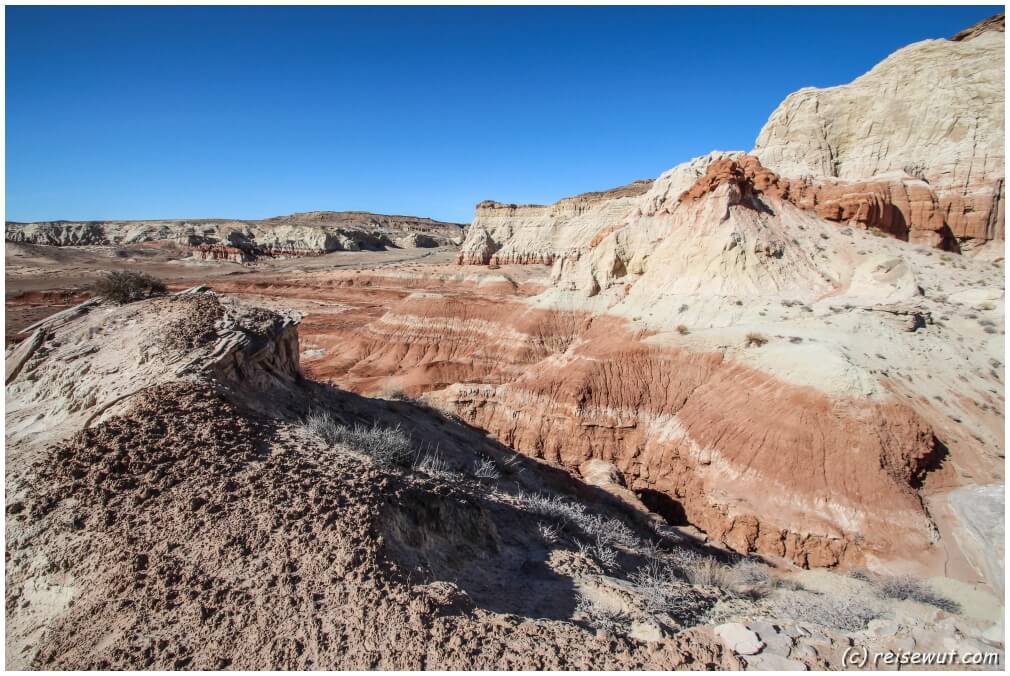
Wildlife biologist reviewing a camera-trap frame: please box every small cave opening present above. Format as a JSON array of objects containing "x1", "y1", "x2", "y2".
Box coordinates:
[{"x1": 636, "y1": 488, "x2": 689, "y2": 526}]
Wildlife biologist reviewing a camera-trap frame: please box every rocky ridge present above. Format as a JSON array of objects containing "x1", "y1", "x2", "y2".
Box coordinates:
[
  {"x1": 456, "y1": 16, "x2": 1004, "y2": 266},
  {"x1": 5, "y1": 210, "x2": 466, "y2": 262},
  {"x1": 754, "y1": 15, "x2": 1004, "y2": 243},
  {"x1": 456, "y1": 180, "x2": 653, "y2": 265}
]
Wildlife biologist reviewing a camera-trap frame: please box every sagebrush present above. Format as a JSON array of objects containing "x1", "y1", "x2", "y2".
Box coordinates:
[
  {"x1": 303, "y1": 411, "x2": 413, "y2": 466},
  {"x1": 772, "y1": 591, "x2": 881, "y2": 631},
  {"x1": 876, "y1": 575, "x2": 960, "y2": 614},
  {"x1": 93, "y1": 271, "x2": 167, "y2": 304}
]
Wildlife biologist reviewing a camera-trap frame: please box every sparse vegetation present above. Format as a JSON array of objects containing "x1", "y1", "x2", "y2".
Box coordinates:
[
  {"x1": 773, "y1": 591, "x2": 882, "y2": 631},
  {"x1": 414, "y1": 449, "x2": 453, "y2": 477},
  {"x1": 516, "y1": 491, "x2": 639, "y2": 551},
  {"x1": 537, "y1": 521, "x2": 561, "y2": 545},
  {"x1": 744, "y1": 332, "x2": 769, "y2": 347},
  {"x1": 575, "y1": 593, "x2": 627, "y2": 634},
  {"x1": 92, "y1": 270, "x2": 167, "y2": 304},
  {"x1": 678, "y1": 304, "x2": 689, "y2": 313},
  {"x1": 577, "y1": 537, "x2": 618, "y2": 570},
  {"x1": 676, "y1": 324, "x2": 690, "y2": 335},
  {"x1": 629, "y1": 560, "x2": 714, "y2": 624},
  {"x1": 876, "y1": 575, "x2": 960, "y2": 614},
  {"x1": 472, "y1": 456, "x2": 501, "y2": 481},
  {"x1": 302, "y1": 411, "x2": 413, "y2": 466},
  {"x1": 678, "y1": 555, "x2": 772, "y2": 600}
]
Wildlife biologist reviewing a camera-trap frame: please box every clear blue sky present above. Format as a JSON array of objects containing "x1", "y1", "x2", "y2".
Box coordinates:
[{"x1": 5, "y1": 5, "x2": 1001, "y2": 224}]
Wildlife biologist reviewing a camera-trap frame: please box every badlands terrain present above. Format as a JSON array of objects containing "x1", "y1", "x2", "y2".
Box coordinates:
[{"x1": 5, "y1": 14, "x2": 1006, "y2": 671}]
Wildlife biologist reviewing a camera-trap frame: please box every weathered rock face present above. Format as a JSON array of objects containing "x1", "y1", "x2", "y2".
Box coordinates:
[
  {"x1": 678, "y1": 155, "x2": 958, "y2": 249},
  {"x1": 753, "y1": 15, "x2": 1005, "y2": 243},
  {"x1": 273, "y1": 156, "x2": 1002, "y2": 581},
  {"x1": 456, "y1": 180, "x2": 653, "y2": 265},
  {"x1": 5, "y1": 210, "x2": 466, "y2": 259}
]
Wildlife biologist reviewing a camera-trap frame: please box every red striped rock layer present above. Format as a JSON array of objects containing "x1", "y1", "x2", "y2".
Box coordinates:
[
  {"x1": 676, "y1": 156, "x2": 959, "y2": 250},
  {"x1": 267, "y1": 268, "x2": 947, "y2": 569}
]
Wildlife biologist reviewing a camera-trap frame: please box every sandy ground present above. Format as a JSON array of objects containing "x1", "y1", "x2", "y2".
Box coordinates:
[{"x1": 4, "y1": 241, "x2": 457, "y2": 338}]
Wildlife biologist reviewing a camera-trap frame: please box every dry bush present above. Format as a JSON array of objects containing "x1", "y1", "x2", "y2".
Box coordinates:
[
  {"x1": 684, "y1": 557, "x2": 737, "y2": 588},
  {"x1": 413, "y1": 449, "x2": 453, "y2": 478},
  {"x1": 517, "y1": 491, "x2": 639, "y2": 550},
  {"x1": 772, "y1": 591, "x2": 881, "y2": 631},
  {"x1": 575, "y1": 593, "x2": 627, "y2": 634},
  {"x1": 876, "y1": 575, "x2": 960, "y2": 614},
  {"x1": 676, "y1": 324, "x2": 690, "y2": 335},
  {"x1": 577, "y1": 537, "x2": 618, "y2": 570},
  {"x1": 744, "y1": 332, "x2": 769, "y2": 347},
  {"x1": 472, "y1": 456, "x2": 501, "y2": 481},
  {"x1": 630, "y1": 560, "x2": 714, "y2": 624},
  {"x1": 302, "y1": 411, "x2": 413, "y2": 466},
  {"x1": 680, "y1": 556, "x2": 772, "y2": 600},
  {"x1": 537, "y1": 521, "x2": 561, "y2": 545},
  {"x1": 92, "y1": 271, "x2": 167, "y2": 304}
]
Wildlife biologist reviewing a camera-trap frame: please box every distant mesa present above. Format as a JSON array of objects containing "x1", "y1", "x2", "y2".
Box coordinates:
[{"x1": 4, "y1": 210, "x2": 467, "y2": 262}]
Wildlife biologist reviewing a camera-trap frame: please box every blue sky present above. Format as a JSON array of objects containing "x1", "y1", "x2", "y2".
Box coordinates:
[{"x1": 5, "y1": 5, "x2": 1001, "y2": 224}]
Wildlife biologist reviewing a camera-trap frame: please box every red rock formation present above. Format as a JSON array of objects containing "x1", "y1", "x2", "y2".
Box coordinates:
[
  {"x1": 678, "y1": 156, "x2": 959, "y2": 250},
  {"x1": 241, "y1": 268, "x2": 950, "y2": 569}
]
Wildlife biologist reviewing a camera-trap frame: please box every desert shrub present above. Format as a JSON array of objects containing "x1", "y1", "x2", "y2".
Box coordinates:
[
  {"x1": 498, "y1": 454, "x2": 524, "y2": 476},
  {"x1": 577, "y1": 537, "x2": 618, "y2": 570},
  {"x1": 773, "y1": 591, "x2": 881, "y2": 631},
  {"x1": 683, "y1": 556, "x2": 737, "y2": 589},
  {"x1": 630, "y1": 560, "x2": 714, "y2": 624},
  {"x1": 678, "y1": 556, "x2": 773, "y2": 600},
  {"x1": 876, "y1": 575, "x2": 960, "y2": 613},
  {"x1": 575, "y1": 593, "x2": 627, "y2": 634},
  {"x1": 744, "y1": 332, "x2": 769, "y2": 347},
  {"x1": 302, "y1": 410, "x2": 344, "y2": 445},
  {"x1": 676, "y1": 324, "x2": 690, "y2": 335},
  {"x1": 789, "y1": 336, "x2": 804, "y2": 344},
  {"x1": 302, "y1": 411, "x2": 413, "y2": 466},
  {"x1": 413, "y1": 449, "x2": 453, "y2": 478},
  {"x1": 678, "y1": 304, "x2": 689, "y2": 313},
  {"x1": 537, "y1": 522, "x2": 561, "y2": 545},
  {"x1": 92, "y1": 270, "x2": 167, "y2": 304},
  {"x1": 472, "y1": 456, "x2": 501, "y2": 481},
  {"x1": 517, "y1": 491, "x2": 639, "y2": 550}
]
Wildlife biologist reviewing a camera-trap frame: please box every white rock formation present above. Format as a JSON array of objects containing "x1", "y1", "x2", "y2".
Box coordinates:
[{"x1": 754, "y1": 21, "x2": 1004, "y2": 242}]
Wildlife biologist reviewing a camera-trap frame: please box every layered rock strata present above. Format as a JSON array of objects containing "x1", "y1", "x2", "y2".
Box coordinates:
[
  {"x1": 456, "y1": 180, "x2": 653, "y2": 265},
  {"x1": 754, "y1": 15, "x2": 1004, "y2": 243},
  {"x1": 5, "y1": 210, "x2": 466, "y2": 259}
]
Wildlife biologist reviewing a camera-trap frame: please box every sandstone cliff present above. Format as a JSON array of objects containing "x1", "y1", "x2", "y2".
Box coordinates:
[
  {"x1": 5, "y1": 210, "x2": 466, "y2": 260},
  {"x1": 456, "y1": 180, "x2": 653, "y2": 265},
  {"x1": 754, "y1": 14, "x2": 1004, "y2": 243},
  {"x1": 457, "y1": 16, "x2": 1004, "y2": 265}
]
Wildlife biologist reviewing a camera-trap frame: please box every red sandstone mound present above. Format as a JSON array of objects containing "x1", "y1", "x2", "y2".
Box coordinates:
[{"x1": 678, "y1": 155, "x2": 959, "y2": 250}]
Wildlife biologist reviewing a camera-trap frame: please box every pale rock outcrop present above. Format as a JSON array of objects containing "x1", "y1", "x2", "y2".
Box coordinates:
[
  {"x1": 456, "y1": 180, "x2": 653, "y2": 265},
  {"x1": 5, "y1": 210, "x2": 465, "y2": 260},
  {"x1": 754, "y1": 16, "x2": 1005, "y2": 243}
]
